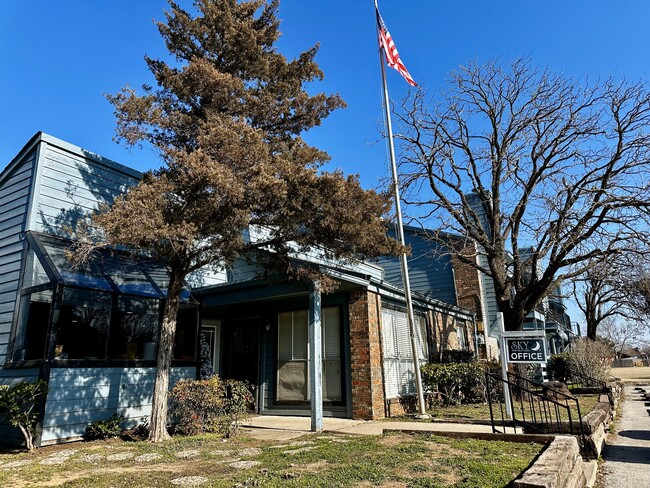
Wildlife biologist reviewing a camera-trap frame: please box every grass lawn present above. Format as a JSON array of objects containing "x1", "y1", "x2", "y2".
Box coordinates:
[
  {"x1": 0, "y1": 431, "x2": 543, "y2": 487},
  {"x1": 424, "y1": 394, "x2": 601, "y2": 421}
]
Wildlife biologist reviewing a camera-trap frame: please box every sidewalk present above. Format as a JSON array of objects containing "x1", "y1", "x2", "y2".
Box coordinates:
[
  {"x1": 601, "y1": 384, "x2": 650, "y2": 488},
  {"x1": 240, "y1": 415, "x2": 512, "y2": 441}
]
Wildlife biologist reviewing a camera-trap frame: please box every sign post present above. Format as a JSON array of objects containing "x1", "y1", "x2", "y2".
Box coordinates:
[{"x1": 496, "y1": 313, "x2": 548, "y2": 420}]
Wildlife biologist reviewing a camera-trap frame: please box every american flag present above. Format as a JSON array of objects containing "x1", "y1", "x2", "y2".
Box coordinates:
[{"x1": 375, "y1": 3, "x2": 417, "y2": 87}]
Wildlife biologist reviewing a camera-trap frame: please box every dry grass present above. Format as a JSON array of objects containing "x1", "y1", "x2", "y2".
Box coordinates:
[
  {"x1": 0, "y1": 431, "x2": 543, "y2": 487},
  {"x1": 610, "y1": 366, "x2": 650, "y2": 381}
]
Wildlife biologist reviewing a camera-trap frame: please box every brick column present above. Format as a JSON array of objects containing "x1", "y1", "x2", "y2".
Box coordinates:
[{"x1": 348, "y1": 289, "x2": 385, "y2": 420}]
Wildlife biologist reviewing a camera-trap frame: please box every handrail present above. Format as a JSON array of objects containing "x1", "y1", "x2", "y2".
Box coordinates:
[
  {"x1": 485, "y1": 370, "x2": 588, "y2": 459},
  {"x1": 553, "y1": 368, "x2": 607, "y2": 392}
]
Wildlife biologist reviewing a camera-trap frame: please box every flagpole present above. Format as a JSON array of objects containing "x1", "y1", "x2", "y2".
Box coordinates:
[{"x1": 377, "y1": 31, "x2": 427, "y2": 417}]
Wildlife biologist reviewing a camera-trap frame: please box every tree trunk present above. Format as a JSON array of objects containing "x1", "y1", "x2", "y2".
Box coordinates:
[
  {"x1": 18, "y1": 423, "x2": 33, "y2": 452},
  {"x1": 501, "y1": 306, "x2": 527, "y2": 332},
  {"x1": 148, "y1": 269, "x2": 184, "y2": 442},
  {"x1": 586, "y1": 320, "x2": 598, "y2": 341}
]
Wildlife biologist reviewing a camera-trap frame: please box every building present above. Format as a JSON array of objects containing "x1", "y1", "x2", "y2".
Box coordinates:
[
  {"x1": 376, "y1": 226, "x2": 497, "y2": 359},
  {"x1": 0, "y1": 133, "x2": 476, "y2": 446}
]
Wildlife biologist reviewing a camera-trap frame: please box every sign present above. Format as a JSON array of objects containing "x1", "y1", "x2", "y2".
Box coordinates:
[{"x1": 505, "y1": 337, "x2": 547, "y2": 363}]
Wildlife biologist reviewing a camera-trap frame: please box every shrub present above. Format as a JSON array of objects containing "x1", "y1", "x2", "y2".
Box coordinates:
[
  {"x1": 169, "y1": 376, "x2": 253, "y2": 437},
  {"x1": 421, "y1": 362, "x2": 489, "y2": 406},
  {"x1": 0, "y1": 380, "x2": 48, "y2": 452},
  {"x1": 548, "y1": 353, "x2": 572, "y2": 382},
  {"x1": 567, "y1": 337, "x2": 613, "y2": 382},
  {"x1": 84, "y1": 413, "x2": 124, "y2": 441},
  {"x1": 199, "y1": 334, "x2": 214, "y2": 380},
  {"x1": 121, "y1": 416, "x2": 149, "y2": 441}
]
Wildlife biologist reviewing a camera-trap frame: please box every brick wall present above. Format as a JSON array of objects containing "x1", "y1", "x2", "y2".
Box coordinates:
[
  {"x1": 348, "y1": 289, "x2": 385, "y2": 420},
  {"x1": 450, "y1": 241, "x2": 484, "y2": 320}
]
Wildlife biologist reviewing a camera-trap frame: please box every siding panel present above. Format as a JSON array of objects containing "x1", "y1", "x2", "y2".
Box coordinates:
[
  {"x1": 375, "y1": 229, "x2": 457, "y2": 304},
  {"x1": 41, "y1": 366, "x2": 195, "y2": 443},
  {"x1": 0, "y1": 149, "x2": 34, "y2": 365},
  {"x1": 33, "y1": 145, "x2": 140, "y2": 235}
]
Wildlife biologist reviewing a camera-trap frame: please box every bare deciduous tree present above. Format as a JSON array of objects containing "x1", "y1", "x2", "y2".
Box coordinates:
[
  {"x1": 396, "y1": 58, "x2": 650, "y2": 331},
  {"x1": 599, "y1": 317, "x2": 647, "y2": 359},
  {"x1": 572, "y1": 249, "x2": 650, "y2": 339}
]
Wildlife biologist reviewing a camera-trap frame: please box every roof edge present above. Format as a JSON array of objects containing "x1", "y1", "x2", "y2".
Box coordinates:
[{"x1": 39, "y1": 133, "x2": 143, "y2": 179}]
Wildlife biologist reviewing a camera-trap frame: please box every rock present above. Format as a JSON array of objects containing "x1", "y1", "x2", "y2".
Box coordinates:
[
  {"x1": 170, "y1": 476, "x2": 208, "y2": 486},
  {"x1": 1, "y1": 460, "x2": 31, "y2": 468},
  {"x1": 135, "y1": 453, "x2": 163, "y2": 462},
  {"x1": 175, "y1": 449, "x2": 201, "y2": 459},
  {"x1": 238, "y1": 447, "x2": 262, "y2": 457},
  {"x1": 284, "y1": 446, "x2": 316, "y2": 455},
  {"x1": 513, "y1": 436, "x2": 586, "y2": 488},
  {"x1": 542, "y1": 381, "x2": 573, "y2": 401},
  {"x1": 106, "y1": 452, "x2": 135, "y2": 461},
  {"x1": 229, "y1": 460, "x2": 261, "y2": 469},
  {"x1": 79, "y1": 454, "x2": 104, "y2": 463}
]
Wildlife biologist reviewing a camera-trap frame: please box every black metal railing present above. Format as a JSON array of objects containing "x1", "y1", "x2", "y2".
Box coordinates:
[
  {"x1": 552, "y1": 368, "x2": 607, "y2": 392},
  {"x1": 486, "y1": 371, "x2": 588, "y2": 457}
]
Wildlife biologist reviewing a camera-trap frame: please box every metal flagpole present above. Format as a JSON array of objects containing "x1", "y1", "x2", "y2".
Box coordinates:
[{"x1": 377, "y1": 34, "x2": 427, "y2": 417}]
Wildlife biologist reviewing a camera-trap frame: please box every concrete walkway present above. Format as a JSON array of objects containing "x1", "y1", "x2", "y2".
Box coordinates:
[
  {"x1": 601, "y1": 384, "x2": 650, "y2": 488},
  {"x1": 240, "y1": 415, "x2": 512, "y2": 441}
]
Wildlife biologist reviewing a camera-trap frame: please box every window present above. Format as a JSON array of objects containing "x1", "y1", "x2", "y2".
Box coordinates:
[
  {"x1": 277, "y1": 310, "x2": 308, "y2": 401},
  {"x1": 56, "y1": 288, "x2": 111, "y2": 360},
  {"x1": 109, "y1": 296, "x2": 159, "y2": 360},
  {"x1": 456, "y1": 323, "x2": 467, "y2": 350},
  {"x1": 200, "y1": 320, "x2": 221, "y2": 375},
  {"x1": 11, "y1": 232, "x2": 198, "y2": 365},
  {"x1": 15, "y1": 290, "x2": 52, "y2": 361},
  {"x1": 276, "y1": 307, "x2": 342, "y2": 403},
  {"x1": 381, "y1": 308, "x2": 428, "y2": 398}
]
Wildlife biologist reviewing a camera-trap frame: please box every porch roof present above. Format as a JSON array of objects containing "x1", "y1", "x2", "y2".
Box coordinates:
[{"x1": 195, "y1": 261, "x2": 475, "y2": 321}]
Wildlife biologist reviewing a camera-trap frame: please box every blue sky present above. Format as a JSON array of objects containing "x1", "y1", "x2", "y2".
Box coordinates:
[
  {"x1": 2, "y1": 0, "x2": 650, "y2": 327},
  {"x1": 3, "y1": 1, "x2": 650, "y2": 187}
]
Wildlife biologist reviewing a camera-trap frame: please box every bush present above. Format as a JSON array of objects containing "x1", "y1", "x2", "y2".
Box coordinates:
[
  {"x1": 421, "y1": 362, "x2": 490, "y2": 406},
  {"x1": 199, "y1": 335, "x2": 214, "y2": 380},
  {"x1": 567, "y1": 337, "x2": 613, "y2": 382},
  {"x1": 548, "y1": 353, "x2": 572, "y2": 382},
  {"x1": 169, "y1": 376, "x2": 253, "y2": 437},
  {"x1": 0, "y1": 380, "x2": 48, "y2": 452},
  {"x1": 84, "y1": 413, "x2": 124, "y2": 441}
]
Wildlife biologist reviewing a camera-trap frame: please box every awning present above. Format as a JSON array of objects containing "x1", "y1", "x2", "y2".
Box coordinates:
[{"x1": 25, "y1": 231, "x2": 191, "y2": 300}]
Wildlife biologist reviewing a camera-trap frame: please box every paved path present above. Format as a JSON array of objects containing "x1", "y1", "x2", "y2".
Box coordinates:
[
  {"x1": 602, "y1": 384, "x2": 650, "y2": 488},
  {"x1": 240, "y1": 415, "x2": 514, "y2": 441}
]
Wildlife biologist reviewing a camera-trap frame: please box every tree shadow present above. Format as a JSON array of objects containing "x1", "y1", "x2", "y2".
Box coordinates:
[
  {"x1": 602, "y1": 443, "x2": 650, "y2": 465},
  {"x1": 617, "y1": 430, "x2": 650, "y2": 441}
]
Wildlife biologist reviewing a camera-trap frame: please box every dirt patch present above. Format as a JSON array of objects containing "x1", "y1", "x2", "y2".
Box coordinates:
[
  {"x1": 354, "y1": 481, "x2": 408, "y2": 487},
  {"x1": 8, "y1": 462, "x2": 182, "y2": 487},
  {"x1": 294, "y1": 460, "x2": 330, "y2": 473}
]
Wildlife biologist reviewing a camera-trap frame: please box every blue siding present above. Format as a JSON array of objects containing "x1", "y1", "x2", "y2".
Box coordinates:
[
  {"x1": 0, "y1": 149, "x2": 35, "y2": 364},
  {"x1": 375, "y1": 229, "x2": 457, "y2": 305},
  {"x1": 41, "y1": 366, "x2": 195, "y2": 444},
  {"x1": 466, "y1": 194, "x2": 500, "y2": 333},
  {"x1": 32, "y1": 142, "x2": 140, "y2": 236}
]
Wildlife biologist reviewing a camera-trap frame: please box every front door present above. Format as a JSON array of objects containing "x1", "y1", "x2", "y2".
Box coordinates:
[{"x1": 221, "y1": 317, "x2": 260, "y2": 387}]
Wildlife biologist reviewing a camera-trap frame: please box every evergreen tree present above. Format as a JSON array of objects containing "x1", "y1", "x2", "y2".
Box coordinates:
[{"x1": 82, "y1": 0, "x2": 398, "y2": 441}]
